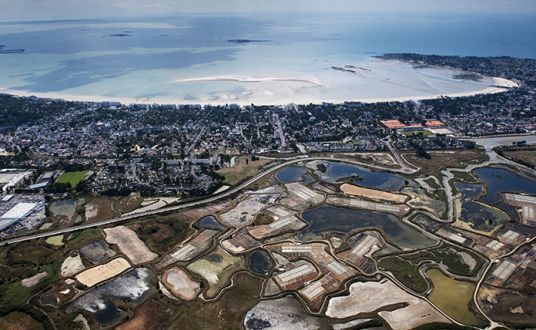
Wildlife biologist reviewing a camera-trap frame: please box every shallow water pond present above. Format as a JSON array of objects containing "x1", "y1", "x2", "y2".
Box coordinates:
[
  {"x1": 193, "y1": 215, "x2": 226, "y2": 231},
  {"x1": 426, "y1": 268, "x2": 487, "y2": 328},
  {"x1": 456, "y1": 182, "x2": 510, "y2": 232},
  {"x1": 317, "y1": 161, "x2": 407, "y2": 191},
  {"x1": 473, "y1": 167, "x2": 536, "y2": 205},
  {"x1": 276, "y1": 166, "x2": 308, "y2": 183},
  {"x1": 67, "y1": 268, "x2": 155, "y2": 328},
  {"x1": 300, "y1": 205, "x2": 436, "y2": 250},
  {"x1": 49, "y1": 199, "x2": 77, "y2": 219}
]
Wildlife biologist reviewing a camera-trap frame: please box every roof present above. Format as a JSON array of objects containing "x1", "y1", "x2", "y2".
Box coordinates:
[
  {"x1": 380, "y1": 120, "x2": 406, "y2": 129},
  {"x1": 425, "y1": 120, "x2": 444, "y2": 127},
  {"x1": 1, "y1": 194, "x2": 14, "y2": 202},
  {"x1": 427, "y1": 128, "x2": 454, "y2": 135},
  {"x1": 28, "y1": 182, "x2": 49, "y2": 190},
  {"x1": 0, "y1": 218, "x2": 21, "y2": 231},
  {"x1": 0, "y1": 202, "x2": 37, "y2": 220}
]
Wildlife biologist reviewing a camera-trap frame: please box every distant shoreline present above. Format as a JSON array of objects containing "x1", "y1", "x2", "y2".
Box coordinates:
[{"x1": 0, "y1": 76, "x2": 517, "y2": 106}]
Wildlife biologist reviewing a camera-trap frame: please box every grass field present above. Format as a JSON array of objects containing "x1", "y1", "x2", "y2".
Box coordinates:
[
  {"x1": 378, "y1": 242, "x2": 486, "y2": 294},
  {"x1": 404, "y1": 150, "x2": 489, "y2": 178},
  {"x1": 165, "y1": 272, "x2": 262, "y2": 329},
  {"x1": 217, "y1": 156, "x2": 272, "y2": 185},
  {"x1": 378, "y1": 256, "x2": 428, "y2": 293},
  {"x1": 503, "y1": 148, "x2": 536, "y2": 168},
  {"x1": 451, "y1": 171, "x2": 479, "y2": 183},
  {"x1": 0, "y1": 312, "x2": 44, "y2": 330},
  {"x1": 401, "y1": 130, "x2": 432, "y2": 137},
  {"x1": 65, "y1": 227, "x2": 103, "y2": 250},
  {"x1": 130, "y1": 216, "x2": 194, "y2": 254},
  {"x1": 56, "y1": 171, "x2": 88, "y2": 188}
]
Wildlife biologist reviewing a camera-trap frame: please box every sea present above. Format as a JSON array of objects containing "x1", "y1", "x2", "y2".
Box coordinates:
[{"x1": 0, "y1": 12, "x2": 535, "y2": 105}]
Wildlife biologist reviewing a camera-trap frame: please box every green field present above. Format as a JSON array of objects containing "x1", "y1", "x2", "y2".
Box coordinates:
[
  {"x1": 45, "y1": 235, "x2": 64, "y2": 247},
  {"x1": 426, "y1": 268, "x2": 487, "y2": 328},
  {"x1": 378, "y1": 256, "x2": 428, "y2": 293},
  {"x1": 65, "y1": 228, "x2": 103, "y2": 250},
  {"x1": 378, "y1": 242, "x2": 487, "y2": 294},
  {"x1": 401, "y1": 130, "x2": 432, "y2": 137},
  {"x1": 56, "y1": 171, "x2": 88, "y2": 188}
]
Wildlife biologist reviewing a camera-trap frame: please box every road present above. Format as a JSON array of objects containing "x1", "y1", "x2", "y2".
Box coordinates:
[
  {"x1": 385, "y1": 138, "x2": 418, "y2": 174},
  {"x1": 0, "y1": 155, "x2": 408, "y2": 247},
  {"x1": 464, "y1": 134, "x2": 536, "y2": 151}
]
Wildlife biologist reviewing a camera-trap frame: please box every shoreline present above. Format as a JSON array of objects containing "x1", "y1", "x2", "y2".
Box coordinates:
[{"x1": 0, "y1": 77, "x2": 518, "y2": 107}]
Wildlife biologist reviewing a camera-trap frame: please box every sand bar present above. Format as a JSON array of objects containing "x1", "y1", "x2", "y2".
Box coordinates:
[
  {"x1": 340, "y1": 183, "x2": 408, "y2": 203},
  {"x1": 75, "y1": 257, "x2": 131, "y2": 287}
]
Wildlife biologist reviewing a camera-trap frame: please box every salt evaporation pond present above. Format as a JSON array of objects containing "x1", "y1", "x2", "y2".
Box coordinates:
[
  {"x1": 473, "y1": 167, "x2": 536, "y2": 205},
  {"x1": 276, "y1": 166, "x2": 308, "y2": 183},
  {"x1": 300, "y1": 205, "x2": 436, "y2": 250},
  {"x1": 248, "y1": 249, "x2": 274, "y2": 276},
  {"x1": 67, "y1": 268, "x2": 155, "y2": 327}
]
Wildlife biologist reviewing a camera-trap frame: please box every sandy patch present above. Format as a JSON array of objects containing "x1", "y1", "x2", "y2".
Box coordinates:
[
  {"x1": 280, "y1": 182, "x2": 324, "y2": 209},
  {"x1": 104, "y1": 226, "x2": 158, "y2": 265},
  {"x1": 327, "y1": 196, "x2": 410, "y2": 215},
  {"x1": 326, "y1": 279, "x2": 450, "y2": 329},
  {"x1": 46, "y1": 235, "x2": 64, "y2": 246},
  {"x1": 73, "y1": 314, "x2": 90, "y2": 330},
  {"x1": 39, "y1": 223, "x2": 54, "y2": 230},
  {"x1": 84, "y1": 203, "x2": 99, "y2": 220},
  {"x1": 127, "y1": 197, "x2": 180, "y2": 215},
  {"x1": 244, "y1": 296, "x2": 330, "y2": 330},
  {"x1": 340, "y1": 183, "x2": 408, "y2": 203},
  {"x1": 161, "y1": 267, "x2": 201, "y2": 301},
  {"x1": 493, "y1": 77, "x2": 519, "y2": 88},
  {"x1": 61, "y1": 254, "x2": 86, "y2": 277},
  {"x1": 21, "y1": 271, "x2": 48, "y2": 288},
  {"x1": 220, "y1": 187, "x2": 281, "y2": 228},
  {"x1": 186, "y1": 246, "x2": 245, "y2": 299},
  {"x1": 75, "y1": 257, "x2": 131, "y2": 288}
]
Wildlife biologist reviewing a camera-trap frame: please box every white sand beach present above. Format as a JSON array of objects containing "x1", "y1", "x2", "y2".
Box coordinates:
[{"x1": 0, "y1": 58, "x2": 518, "y2": 106}]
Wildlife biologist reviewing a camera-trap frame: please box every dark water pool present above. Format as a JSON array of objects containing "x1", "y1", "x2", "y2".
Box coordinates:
[
  {"x1": 67, "y1": 268, "x2": 155, "y2": 328},
  {"x1": 248, "y1": 249, "x2": 274, "y2": 276},
  {"x1": 276, "y1": 166, "x2": 308, "y2": 183},
  {"x1": 193, "y1": 215, "x2": 226, "y2": 231},
  {"x1": 300, "y1": 205, "x2": 436, "y2": 249},
  {"x1": 455, "y1": 181, "x2": 510, "y2": 231},
  {"x1": 319, "y1": 161, "x2": 407, "y2": 191},
  {"x1": 473, "y1": 167, "x2": 536, "y2": 205}
]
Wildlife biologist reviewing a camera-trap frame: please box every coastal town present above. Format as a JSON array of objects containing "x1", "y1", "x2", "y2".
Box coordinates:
[{"x1": 0, "y1": 53, "x2": 535, "y2": 330}]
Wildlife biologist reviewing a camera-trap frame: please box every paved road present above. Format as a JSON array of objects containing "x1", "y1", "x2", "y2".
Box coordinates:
[
  {"x1": 0, "y1": 155, "x2": 408, "y2": 247},
  {"x1": 0, "y1": 156, "x2": 302, "y2": 246},
  {"x1": 464, "y1": 134, "x2": 536, "y2": 151},
  {"x1": 385, "y1": 138, "x2": 418, "y2": 174}
]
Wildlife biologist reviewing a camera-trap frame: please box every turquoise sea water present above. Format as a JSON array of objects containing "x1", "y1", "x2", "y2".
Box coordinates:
[{"x1": 0, "y1": 13, "x2": 534, "y2": 103}]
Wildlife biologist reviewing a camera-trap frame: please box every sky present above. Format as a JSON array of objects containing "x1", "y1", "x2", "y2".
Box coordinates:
[{"x1": 0, "y1": 0, "x2": 535, "y2": 21}]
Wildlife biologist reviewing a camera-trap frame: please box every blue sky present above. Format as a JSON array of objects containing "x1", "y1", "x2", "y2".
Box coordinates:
[{"x1": 1, "y1": 0, "x2": 535, "y2": 21}]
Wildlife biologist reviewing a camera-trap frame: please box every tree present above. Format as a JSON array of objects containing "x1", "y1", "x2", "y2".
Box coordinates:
[{"x1": 416, "y1": 147, "x2": 431, "y2": 159}]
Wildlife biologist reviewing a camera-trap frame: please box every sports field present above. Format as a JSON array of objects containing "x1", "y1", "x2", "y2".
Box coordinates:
[{"x1": 56, "y1": 171, "x2": 88, "y2": 188}]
